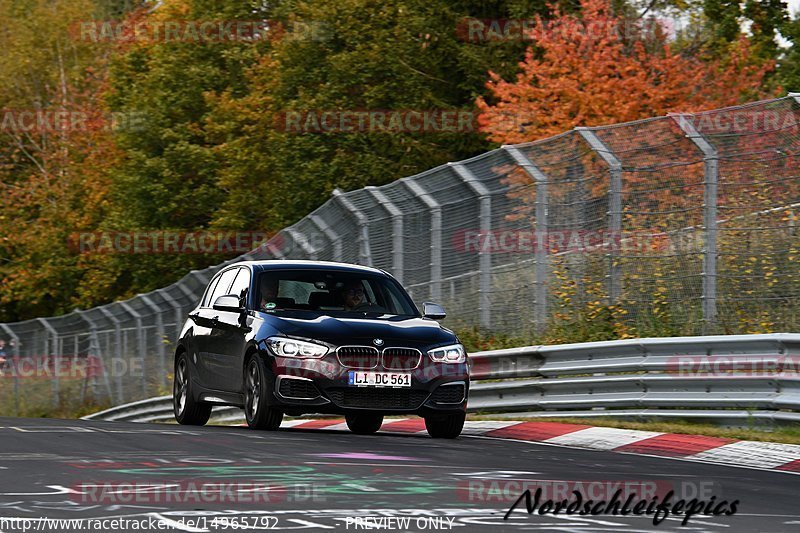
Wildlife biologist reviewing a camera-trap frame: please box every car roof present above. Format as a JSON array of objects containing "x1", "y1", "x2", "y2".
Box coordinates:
[{"x1": 234, "y1": 260, "x2": 389, "y2": 276}]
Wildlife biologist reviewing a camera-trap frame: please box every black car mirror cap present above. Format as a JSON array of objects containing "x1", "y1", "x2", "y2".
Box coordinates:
[
  {"x1": 213, "y1": 294, "x2": 243, "y2": 312},
  {"x1": 422, "y1": 302, "x2": 446, "y2": 320}
]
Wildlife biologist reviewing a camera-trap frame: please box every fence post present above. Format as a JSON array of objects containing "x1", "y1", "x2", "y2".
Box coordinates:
[
  {"x1": 118, "y1": 302, "x2": 147, "y2": 397},
  {"x1": 97, "y1": 306, "x2": 124, "y2": 404},
  {"x1": 36, "y1": 318, "x2": 60, "y2": 408},
  {"x1": 188, "y1": 269, "x2": 213, "y2": 289},
  {"x1": 402, "y1": 178, "x2": 442, "y2": 302},
  {"x1": 310, "y1": 214, "x2": 343, "y2": 262},
  {"x1": 140, "y1": 295, "x2": 167, "y2": 390},
  {"x1": 332, "y1": 189, "x2": 372, "y2": 266},
  {"x1": 673, "y1": 114, "x2": 719, "y2": 333},
  {"x1": 286, "y1": 227, "x2": 318, "y2": 260},
  {"x1": 366, "y1": 186, "x2": 404, "y2": 283},
  {"x1": 261, "y1": 235, "x2": 286, "y2": 259},
  {"x1": 451, "y1": 163, "x2": 492, "y2": 330},
  {"x1": 159, "y1": 288, "x2": 187, "y2": 345},
  {"x1": 577, "y1": 128, "x2": 623, "y2": 305},
  {"x1": 76, "y1": 310, "x2": 113, "y2": 402},
  {"x1": 1, "y1": 324, "x2": 21, "y2": 416},
  {"x1": 503, "y1": 145, "x2": 550, "y2": 334}
]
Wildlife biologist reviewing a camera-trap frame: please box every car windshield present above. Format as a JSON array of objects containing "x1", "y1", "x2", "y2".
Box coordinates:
[{"x1": 256, "y1": 270, "x2": 419, "y2": 318}]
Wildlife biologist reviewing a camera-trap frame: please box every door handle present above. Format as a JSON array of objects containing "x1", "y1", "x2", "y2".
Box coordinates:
[{"x1": 211, "y1": 316, "x2": 220, "y2": 327}]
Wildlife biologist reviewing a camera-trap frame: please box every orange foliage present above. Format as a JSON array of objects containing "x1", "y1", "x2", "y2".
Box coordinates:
[{"x1": 476, "y1": 0, "x2": 776, "y2": 144}]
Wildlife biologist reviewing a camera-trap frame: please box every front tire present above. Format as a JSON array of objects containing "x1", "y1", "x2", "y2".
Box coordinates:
[
  {"x1": 173, "y1": 353, "x2": 212, "y2": 426},
  {"x1": 424, "y1": 411, "x2": 465, "y2": 438},
  {"x1": 345, "y1": 413, "x2": 384, "y2": 435},
  {"x1": 244, "y1": 356, "x2": 283, "y2": 430}
]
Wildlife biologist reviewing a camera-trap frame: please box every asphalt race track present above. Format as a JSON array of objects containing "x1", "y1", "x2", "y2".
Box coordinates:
[{"x1": 0, "y1": 417, "x2": 797, "y2": 532}]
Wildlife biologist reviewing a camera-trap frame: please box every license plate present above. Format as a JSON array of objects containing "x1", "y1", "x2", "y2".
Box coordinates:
[{"x1": 348, "y1": 371, "x2": 411, "y2": 388}]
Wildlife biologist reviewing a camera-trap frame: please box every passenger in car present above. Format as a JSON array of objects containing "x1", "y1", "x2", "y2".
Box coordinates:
[{"x1": 259, "y1": 277, "x2": 279, "y2": 311}]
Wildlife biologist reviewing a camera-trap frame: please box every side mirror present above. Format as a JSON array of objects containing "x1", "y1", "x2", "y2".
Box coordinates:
[
  {"x1": 422, "y1": 302, "x2": 446, "y2": 320},
  {"x1": 213, "y1": 294, "x2": 243, "y2": 312}
]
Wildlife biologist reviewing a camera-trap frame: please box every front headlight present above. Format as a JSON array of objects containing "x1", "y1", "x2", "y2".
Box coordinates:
[
  {"x1": 428, "y1": 343, "x2": 466, "y2": 364},
  {"x1": 266, "y1": 337, "x2": 329, "y2": 358}
]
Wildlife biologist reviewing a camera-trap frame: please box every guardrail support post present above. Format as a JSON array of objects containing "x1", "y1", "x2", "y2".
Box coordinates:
[
  {"x1": 402, "y1": 178, "x2": 442, "y2": 303},
  {"x1": 366, "y1": 186, "x2": 405, "y2": 283},
  {"x1": 673, "y1": 115, "x2": 719, "y2": 333},
  {"x1": 451, "y1": 163, "x2": 492, "y2": 330},
  {"x1": 577, "y1": 128, "x2": 623, "y2": 305},
  {"x1": 504, "y1": 145, "x2": 550, "y2": 334},
  {"x1": 310, "y1": 214, "x2": 343, "y2": 262}
]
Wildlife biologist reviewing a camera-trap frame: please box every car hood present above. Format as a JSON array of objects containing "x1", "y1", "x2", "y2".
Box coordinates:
[{"x1": 261, "y1": 313, "x2": 457, "y2": 349}]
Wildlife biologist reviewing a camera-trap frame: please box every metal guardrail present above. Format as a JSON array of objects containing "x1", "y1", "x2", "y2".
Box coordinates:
[
  {"x1": 84, "y1": 334, "x2": 800, "y2": 424},
  {"x1": 84, "y1": 395, "x2": 245, "y2": 424}
]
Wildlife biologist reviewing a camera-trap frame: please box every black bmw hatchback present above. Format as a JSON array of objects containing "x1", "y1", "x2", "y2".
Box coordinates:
[{"x1": 173, "y1": 261, "x2": 469, "y2": 438}]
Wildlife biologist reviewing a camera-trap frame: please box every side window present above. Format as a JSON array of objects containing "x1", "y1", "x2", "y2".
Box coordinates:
[
  {"x1": 229, "y1": 268, "x2": 251, "y2": 306},
  {"x1": 201, "y1": 275, "x2": 222, "y2": 308},
  {"x1": 209, "y1": 268, "x2": 239, "y2": 306}
]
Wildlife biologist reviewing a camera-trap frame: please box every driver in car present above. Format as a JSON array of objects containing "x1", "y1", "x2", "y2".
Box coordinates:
[{"x1": 343, "y1": 280, "x2": 366, "y2": 311}]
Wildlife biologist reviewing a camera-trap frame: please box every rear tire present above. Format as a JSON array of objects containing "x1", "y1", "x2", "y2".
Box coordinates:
[
  {"x1": 345, "y1": 413, "x2": 384, "y2": 435},
  {"x1": 173, "y1": 353, "x2": 212, "y2": 426},
  {"x1": 244, "y1": 356, "x2": 283, "y2": 430},
  {"x1": 424, "y1": 411, "x2": 465, "y2": 438}
]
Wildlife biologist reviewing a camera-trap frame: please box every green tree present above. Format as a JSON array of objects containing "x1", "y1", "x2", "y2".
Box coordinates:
[
  {"x1": 97, "y1": 0, "x2": 275, "y2": 299},
  {"x1": 697, "y1": 0, "x2": 796, "y2": 88},
  {"x1": 206, "y1": 0, "x2": 545, "y2": 232}
]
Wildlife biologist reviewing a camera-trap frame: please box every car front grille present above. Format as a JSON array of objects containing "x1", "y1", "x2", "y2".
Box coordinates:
[
  {"x1": 336, "y1": 346, "x2": 379, "y2": 369},
  {"x1": 327, "y1": 388, "x2": 429, "y2": 410},
  {"x1": 381, "y1": 348, "x2": 422, "y2": 370},
  {"x1": 431, "y1": 383, "x2": 466, "y2": 404},
  {"x1": 278, "y1": 378, "x2": 320, "y2": 399}
]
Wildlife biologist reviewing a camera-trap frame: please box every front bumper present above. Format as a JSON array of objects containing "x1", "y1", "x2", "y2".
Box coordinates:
[{"x1": 264, "y1": 352, "x2": 469, "y2": 416}]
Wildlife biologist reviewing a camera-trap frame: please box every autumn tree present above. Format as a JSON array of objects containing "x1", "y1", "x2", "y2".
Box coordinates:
[
  {"x1": 476, "y1": 0, "x2": 775, "y2": 144},
  {"x1": 0, "y1": 0, "x2": 123, "y2": 321}
]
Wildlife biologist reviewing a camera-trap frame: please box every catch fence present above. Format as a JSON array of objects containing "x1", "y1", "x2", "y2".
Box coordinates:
[{"x1": 2, "y1": 95, "x2": 800, "y2": 413}]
